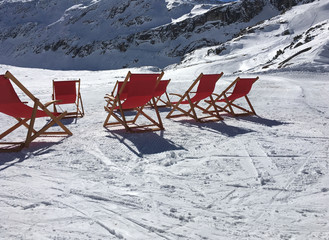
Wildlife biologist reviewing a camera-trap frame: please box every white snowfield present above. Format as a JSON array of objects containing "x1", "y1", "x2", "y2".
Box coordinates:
[
  {"x1": 0, "y1": 64, "x2": 328, "y2": 239},
  {"x1": 1, "y1": 0, "x2": 329, "y2": 239}
]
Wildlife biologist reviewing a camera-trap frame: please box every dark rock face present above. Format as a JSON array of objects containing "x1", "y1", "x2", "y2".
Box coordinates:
[
  {"x1": 135, "y1": 0, "x2": 265, "y2": 41},
  {"x1": 270, "y1": 0, "x2": 315, "y2": 10}
]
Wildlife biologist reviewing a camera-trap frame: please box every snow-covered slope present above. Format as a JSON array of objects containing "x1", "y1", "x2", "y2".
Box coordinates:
[
  {"x1": 175, "y1": 0, "x2": 329, "y2": 73},
  {"x1": 0, "y1": 64, "x2": 329, "y2": 240},
  {"x1": 1, "y1": 1, "x2": 329, "y2": 239},
  {"x1": 1, "y1": 0, "x2": 323, "y2": 70}
]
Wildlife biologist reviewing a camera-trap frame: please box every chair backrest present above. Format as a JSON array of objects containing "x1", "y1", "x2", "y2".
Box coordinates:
[
  {"x1": 190, "y1": 73, "x2": 223, "y2": 102},
  {"x1": 0, "y1": 73, "x2": 48, "y2": 118},
  {"x1": 120, "y1": 73, "x2": 160, "y2": 109},
  {"x1": 0, "y1": 75, "x2": 22, "y2": 105},
  {"x1": 117, "y1": 81, "x2": 129, "y2": 100},
  {"x1": 230, "y1": 77, "x2": 258, "y2": 99},
  {"x1": 115, "y1": 76, "x2": 166, "y2": 100},
  {"x1": 154, "y1": 80, "x2": 170, "y2": 98},
  {"x1": 53, "y1": 80, "x2": 79, "y2": 104}
]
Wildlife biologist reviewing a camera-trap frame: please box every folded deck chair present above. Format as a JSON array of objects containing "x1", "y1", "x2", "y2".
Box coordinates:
[
  {"x1": 52, "y1": 79, "x2": 84, "y2": 118},
  {"x1": 166, "y1": 73, "x2": 224, "y2": 122},
  {"x1": 103, "y1": 71, "x2": 165, "y2": 132},
  {"x1": 0, "y1": 71, "x2": 72, "y2": 152},
  {"x1": 206, "y1": 77, "x2": 259, "y2": 116}
]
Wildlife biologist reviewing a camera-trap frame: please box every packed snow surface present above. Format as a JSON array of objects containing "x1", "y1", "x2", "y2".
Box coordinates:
[
  {"x1": 0, "y1": 0, "x2": 329, "y2": 239},
  {"x1": 0, "y1": 63, "x2": 328, "y2": 239}
]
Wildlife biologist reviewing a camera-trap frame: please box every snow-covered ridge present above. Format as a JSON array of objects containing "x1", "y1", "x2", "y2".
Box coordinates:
[
  {"x1": 177, "y1": 0, "x2": 329, "y2": 73},
  {"x1": 0, "y1": 0, "x2": 326, "y2": 71}
]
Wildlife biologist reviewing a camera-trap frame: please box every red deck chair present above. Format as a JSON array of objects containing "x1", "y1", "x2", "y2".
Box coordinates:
[
  {"x1": 206, "y1": 77, "x2": 259, "y2": 116},
  {"x1": 0, "y1": 71, "x2": 72, "y2": 152},
  {"x1": 52, "y1": 79, "x2": 84, "y2": 118},
  {"x1": 105, "y1": 78, "x2": 170, "y2": 108},
  {"x1": 166, "y1": 72, "x2": 224, "y2": 122},
  {"x1": 103, "y1": 71, "x2": 165, "y2": 132}
]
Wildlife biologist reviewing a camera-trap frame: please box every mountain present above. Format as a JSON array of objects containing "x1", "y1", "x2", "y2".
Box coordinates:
[
  {"x1": 0, "y1": 0, "x2": 327, "y2": 71},
  {"x1": 176, "y1": 0, "x2": 329, "y2": 73}
]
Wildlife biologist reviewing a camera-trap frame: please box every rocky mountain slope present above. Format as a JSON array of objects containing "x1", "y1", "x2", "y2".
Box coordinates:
[
  {"x1": 0, "y1": 0, "x2": 325, "y2": 71},
  {"x1": 177, "y1": 0, "x2": 328, "y2": 73}
]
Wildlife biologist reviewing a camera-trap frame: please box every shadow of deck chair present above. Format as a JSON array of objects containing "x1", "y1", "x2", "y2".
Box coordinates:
[
  {"x1": 166, "y1": 72, "x2": 224, "y2": 122},
  {"x1": 103, "y1": 71, "x2": 165, "y2": 132},
  {"x1": 206, "y1": 77, "x2": 259, "y2": 116},
  {"x1": 0, "y1": 71, "x2": 72, "y2": 152},
  {"x1": 52, "y1": 79, "x2": 84, "y2": 118}
]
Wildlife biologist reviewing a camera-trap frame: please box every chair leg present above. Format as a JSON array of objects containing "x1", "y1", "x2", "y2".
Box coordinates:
[
  {"x1": 206, "y1": 95, "x2": 223, "y2": 120},
  {"x1": 24, "y1": 100, "x2": 38, "y2": 147},
  {"x1": 187, "y1": 96, "x2": 199, "y2": 122},
  {"x1": 0, "y1": 118, "x2": 29, "y2": 139},
  {"x1": 78, "y1": 93, "x2": 85, "y2": 117},
  {"x1": 27, "y1": 111, "x2": 71, "y2": 144},
  {"x1": 151, "y1": 97, "x2": 164, "y2": 130},
  {"x1": 245, "y1": 96, "x2": 256, "y2": 115}
]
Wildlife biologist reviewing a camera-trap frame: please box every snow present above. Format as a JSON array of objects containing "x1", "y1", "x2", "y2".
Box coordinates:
[
  {"x1": 0, "y1": 63, "x2": 329, "y2": 239},
  {"x1": 1, "y1": 0, "x2": 329, "y2": 239},
  {"x1": 179, "y1": 0, "x2": 329, "y2": 74}
]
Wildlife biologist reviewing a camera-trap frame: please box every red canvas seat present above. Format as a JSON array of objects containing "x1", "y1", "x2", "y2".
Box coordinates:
[
  {"x1": 0, "y1": 103, "x2": 49, "y2": 118},
  {"x1": 0, "y1": 71, "x2": 72, "y2": 152},
  {"x1": 166, "y1": 73, "x2": 224, "y2": 122},
  {"x1": 206, "y1": 77, "x2": 259, "y2": 116},
  {"x1": 152, "y1": 79, "x2": 171, "y2": 107},
  {"x1": 0, "y1": 76, "x2": 49, "y2": 118},
  {"x1": 105, "y1": 81, "x2": 129, "y2": 101},
  {"x1": 52, "y1": 79, "x2": 84, "y2": 118},
  {"x1": 103, "y1": 71, "x2": 165, "y2": 132},
  {"x1": 108, "y1": 79, "x2": 171, "y2": 109}
]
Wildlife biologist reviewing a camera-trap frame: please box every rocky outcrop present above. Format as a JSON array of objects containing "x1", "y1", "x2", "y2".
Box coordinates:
[{"x1": 270, "y1": 0, "x2": 315, "y2": 10}]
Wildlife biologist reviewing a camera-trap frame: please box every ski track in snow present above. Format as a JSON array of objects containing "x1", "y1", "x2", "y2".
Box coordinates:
[{"x1": 0, "y1": 67, "x2": 329, "y2": 239}]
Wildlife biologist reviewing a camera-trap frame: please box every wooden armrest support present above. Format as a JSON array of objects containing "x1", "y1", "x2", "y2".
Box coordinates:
[
  {"x1": 104, "y1": 95, "x2": 115, "y2": 101},
  {"x1": 104, "y1": 93, "x2": 114, "y2": 97},
  {"x1": 44, "y1": 100, "x2": 60, "y2": 107}
]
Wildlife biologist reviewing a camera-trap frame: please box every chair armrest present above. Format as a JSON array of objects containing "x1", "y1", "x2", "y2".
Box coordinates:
[
  {"x1": 104, "y1": 95, "x2": 115, "y2": 101},
  {"x1": 104, "y1": 93, "x2": 114, "y2": 98},
  {"x1": 44, "y1": 100, "x2": 60, "y2": 107}
]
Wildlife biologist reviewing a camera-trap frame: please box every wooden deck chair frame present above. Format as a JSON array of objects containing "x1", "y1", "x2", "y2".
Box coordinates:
[
  {"x1": 104, "y1": 80, "x2": 129, "y2": 108},
  {"x1": 52, "y1": 79, "x2": 84, "y2": 118},
  {"x1": 0, "y1": 71, "x2": 72, "y2": 152},
  {"x1": 166, "y1": 72, "x2": 224, "y2": 122},
  {"x1": 103, "y1": 71, "x2": 165, "y2": 133},
  {"x1": 206, "y1": 77, "x2": 259, "y2": 116}
]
